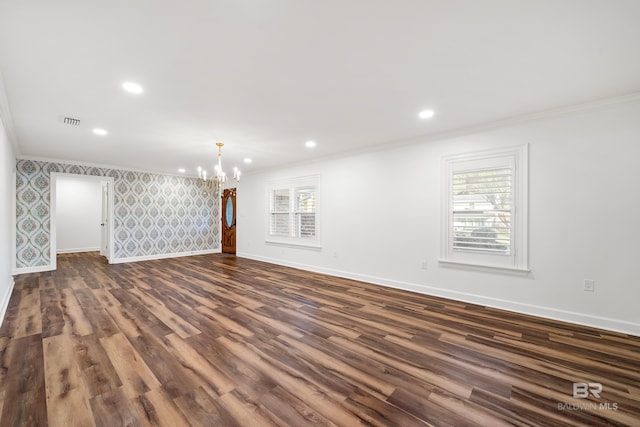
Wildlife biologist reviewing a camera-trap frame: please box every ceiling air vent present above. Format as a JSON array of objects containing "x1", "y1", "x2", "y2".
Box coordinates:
[{"x1": 63, "y1": 116, "x2": 81, "y2": 126}]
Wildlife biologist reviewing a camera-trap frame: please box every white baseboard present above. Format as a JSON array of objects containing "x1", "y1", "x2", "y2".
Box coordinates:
[
  {"x1": 14, "y1": 264, "x2": 56, "y2": 275},
  {"x1": 238, "y1": 251, "x2": 640, "y2": 337},
  {"x1": 13, "y1": 249, "x2": 222, "y2": 273},
  {"x1": 56, "y1": 247, "x2": 100, "y2": 254},
  {"x1": 112, "y1": 248, "x2": 222, "y2": 264},
  {"x1": 0, "y1": 276, "x2": 15, "y2": 326}
]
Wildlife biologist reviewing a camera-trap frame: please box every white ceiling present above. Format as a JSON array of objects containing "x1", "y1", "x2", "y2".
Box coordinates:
[{"x1": 1, "y1": 1, "x2": 640, "y2": 176}]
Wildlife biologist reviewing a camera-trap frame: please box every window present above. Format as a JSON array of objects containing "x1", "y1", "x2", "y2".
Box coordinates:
[
  {"x1": 267, "y1": 175, "x2": 320, "y2": 247},
  {"x1": 270, "y1": 189, "x2": 291, "y2": 237},
  {"x1": 441, "y1": 145, "x2": 528, "y2": 271}
]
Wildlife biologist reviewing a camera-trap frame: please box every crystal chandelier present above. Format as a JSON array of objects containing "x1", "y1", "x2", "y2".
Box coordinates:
[{"x1": 198, "y1": 142, "x2": 240, "y2": 192}]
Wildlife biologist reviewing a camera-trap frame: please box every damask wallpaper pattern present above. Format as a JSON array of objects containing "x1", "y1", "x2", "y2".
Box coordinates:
[{"x1": 16, "y1": 159, "x2": 219, "y2": 268}]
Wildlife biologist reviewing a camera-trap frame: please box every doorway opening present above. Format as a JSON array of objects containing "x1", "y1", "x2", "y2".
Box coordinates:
[{"x1": 50, "y1": 173, "x2": 115, "y2": 270}]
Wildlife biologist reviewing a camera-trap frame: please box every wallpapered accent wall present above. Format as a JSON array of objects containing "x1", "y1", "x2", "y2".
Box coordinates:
[{"x1": 16, "y1": 159, "x2": 219, "y2": 268}]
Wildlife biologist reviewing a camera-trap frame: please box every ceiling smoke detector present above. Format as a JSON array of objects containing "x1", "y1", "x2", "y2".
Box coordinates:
[{"x1": 63, "y1": 117, "x2": 81, "y2": 126}]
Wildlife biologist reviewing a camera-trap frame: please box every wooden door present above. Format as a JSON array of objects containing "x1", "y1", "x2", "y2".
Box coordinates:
[{"x1": 222, "y1": 188, "x2": 236, "y2": 254}]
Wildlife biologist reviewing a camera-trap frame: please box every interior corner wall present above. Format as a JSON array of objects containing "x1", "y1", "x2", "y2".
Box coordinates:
[
  {"x1": 0, "y1": 118, "x2": 16, "y2": 319},
  {"x1": 16, "y1": 160, "x2": 221, "y2": 271},
  {"x1": 237, "y1": 100, "x2": 640, "y2": 336},
  {"x1": 55, "y1": 175, "x2": 102, "y2": 253}
]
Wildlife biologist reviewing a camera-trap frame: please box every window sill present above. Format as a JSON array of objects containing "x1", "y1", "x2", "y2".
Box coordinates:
[
  {"x1": 265, "y1": 239, "x2": 322, "y2": 250},
  {"x1": 438, "y1": 259, "x2": 530, "y2": 275}
]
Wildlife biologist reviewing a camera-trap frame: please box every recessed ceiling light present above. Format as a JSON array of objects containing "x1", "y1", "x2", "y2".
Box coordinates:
[
  {"x1": 122, "y1": 81, "x2": 143, "y2": 94},
  {"x1": 243, "y1": 158, "x2": 252, "y2": 164},
  {"x1": 418, "y1": 109, "x2": 435, "y2": 119},
  {"x1": 178, "y1": 168, "x2": 186, "y2": 173},
  {"x1": 305, "y1": 140, "x2": 316, "y2": 148},
  {"x1": 92, "y1": 128, "x2": 108, "y2": 136}
]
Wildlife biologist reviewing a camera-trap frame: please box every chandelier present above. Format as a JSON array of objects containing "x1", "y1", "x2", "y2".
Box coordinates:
[{"x1": 198, "y1": 142, "x2": 240, "y2": 193}]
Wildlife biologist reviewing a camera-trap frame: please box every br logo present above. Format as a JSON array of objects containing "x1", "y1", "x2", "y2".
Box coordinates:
[{"x1": 573, "y1": 382, "x2": 602, "y2": 399}]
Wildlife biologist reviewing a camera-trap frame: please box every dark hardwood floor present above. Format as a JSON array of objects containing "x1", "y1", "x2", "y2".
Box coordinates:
[{"x1": 1, "y1": 252, "x2": 639, "y2": 426}]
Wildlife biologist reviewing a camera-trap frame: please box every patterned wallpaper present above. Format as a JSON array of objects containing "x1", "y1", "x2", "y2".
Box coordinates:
[{"x1": 16, "y1": 159, "x2": 219, "y2": 269}]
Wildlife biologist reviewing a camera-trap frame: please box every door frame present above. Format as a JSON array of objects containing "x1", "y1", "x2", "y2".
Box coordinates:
[
  {"x1": 100, "y1": 181, "x2": 109, "y2": 257},
  {"x1": 50, "y1": 172, "x2": 115, "y2": 270}
]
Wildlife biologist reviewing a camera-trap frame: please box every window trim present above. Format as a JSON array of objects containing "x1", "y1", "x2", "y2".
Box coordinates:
[
  {"x1": 265, "y1": 175, "x2": 321, "y2": 248},
  {"x1": 440, "y1": 144, "x2": 529, "y2": 272}
]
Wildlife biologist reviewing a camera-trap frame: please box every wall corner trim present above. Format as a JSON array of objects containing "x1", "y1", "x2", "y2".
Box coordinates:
[{"x1": 0, "y1": 277, "x2": 15, "y2": 326}]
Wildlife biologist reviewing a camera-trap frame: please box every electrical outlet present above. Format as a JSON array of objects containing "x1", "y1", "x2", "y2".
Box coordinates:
[
  {"x1": 421, "y1": 260, "x2": 428, "y2": 270},
  {"x1": 583, "y1": 279, "x2": 595, "y2": 292}
]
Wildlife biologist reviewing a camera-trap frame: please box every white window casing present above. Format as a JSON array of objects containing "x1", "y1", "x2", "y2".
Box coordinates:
[
  {"x1": 440, "y1": 144, "x2": 529, "y2": 272},
  {"x1": 266, "y1": 175, "x2": 320, "y2": 247}
]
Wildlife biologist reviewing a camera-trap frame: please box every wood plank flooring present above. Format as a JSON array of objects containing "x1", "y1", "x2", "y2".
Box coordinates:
[{"x1": 1, "y1": 252, "x2": 639, "y2": 426}]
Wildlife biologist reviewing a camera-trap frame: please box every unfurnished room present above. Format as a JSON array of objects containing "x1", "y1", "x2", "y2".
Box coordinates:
[{"x1": 0, "y1": 1, "x2": 639, "y2": 426}]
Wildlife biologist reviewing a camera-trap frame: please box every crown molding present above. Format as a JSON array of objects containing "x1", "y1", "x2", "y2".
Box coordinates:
[
  {"x1": 15, "y1": 154, "x2": 197, "y2": 179},
  {"x1": 411, "y1": 90, "x2": 640, "y2": 146},
  {"x1": 245, "y1": 90, "x2": 640, "y2": 176}
]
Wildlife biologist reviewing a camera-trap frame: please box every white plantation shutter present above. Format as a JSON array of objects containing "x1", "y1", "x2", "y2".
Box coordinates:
[
  {"x1": 294, "y1": 187, "x2": 316, "y2": 238},
  {"x1": 452, "y1": 167, "x2": 512, "y2": 254},
  {"x1": 441, "y1": 145, "x2": 528, "y2": 271},
  {"x1": 267, "y1": 176, "x2": 320, "y2": 246},
  {"x1": 270, "y1": 189, "x2": 290, "y2": 236}
]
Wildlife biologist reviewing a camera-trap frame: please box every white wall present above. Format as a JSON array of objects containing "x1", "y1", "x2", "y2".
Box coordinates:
[
  {"x1": 238, "y1": 99, "x2": 640, "y2": 336},
  {"x1": 55, "y1": 176, "x2": 102, "y2": 253},
  {"x1": 0, "y1": 118, "x2": 16, "y2": 320}
]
